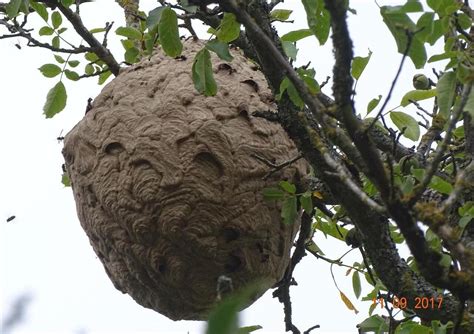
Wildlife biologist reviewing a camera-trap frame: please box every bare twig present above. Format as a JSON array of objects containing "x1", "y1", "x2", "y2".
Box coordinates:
[
  {"x1": 0, "y1": 18, "x2": 91, "y2": 53},
  {"x1": 367, "y1": 30, "x2": 412, "y2": 132},
  {"x1": 409, "y1": 83, "x2": 473, "y2": 205},
  {"x1": 55, "y1": 1, "x2": 121, "y2": 75},
  {"x1": 441, "y1": 160, "x2": 474, "y2": 213},
  {"x1": 251, "y1": 153, "x2": 303, "y2": 180}
]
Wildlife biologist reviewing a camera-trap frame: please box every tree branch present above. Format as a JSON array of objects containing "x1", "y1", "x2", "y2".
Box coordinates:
[{"x1": 55, "y1": 1, "x2": 120, "y2": 75}]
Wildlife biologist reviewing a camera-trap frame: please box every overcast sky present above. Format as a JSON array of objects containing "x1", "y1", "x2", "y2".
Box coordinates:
[{"x1": 1, "y1": 1, "x2": 433, "y2": 333}]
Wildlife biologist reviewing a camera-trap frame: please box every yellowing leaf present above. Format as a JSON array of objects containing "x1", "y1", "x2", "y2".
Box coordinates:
[
  {"x1": 313, "y1": 191, "x2": 323, "y2": 199},
  {"x1": 340, "y1": 291, "x2": 359, "y2": 314}
]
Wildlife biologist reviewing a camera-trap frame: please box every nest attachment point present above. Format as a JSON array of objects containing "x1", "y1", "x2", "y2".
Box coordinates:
[{"x1": 62, "y1": 40, "x2": 308, "y2": 320}]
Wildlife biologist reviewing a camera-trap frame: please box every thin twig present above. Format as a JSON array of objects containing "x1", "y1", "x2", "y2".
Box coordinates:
[
  {"x1": 251, "y1": 153, "x2": 303, "y2": 180},
  {"x1": 56, "y1": 1, "x2": 121, "y2": 75},
  {"x1": 367, "y1": 30, "x2": 413, "y2": 132},
  {"x1": 409, "y1": 83, "x2": 473, "y2": 205}
]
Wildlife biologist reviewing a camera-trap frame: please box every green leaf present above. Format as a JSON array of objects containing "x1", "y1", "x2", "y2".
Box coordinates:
[
  {"x1": 400, "y1": 89, "x2": 437, "y2": 106},
  {"x1": 358, "y1": 315, "x2": 389, "y2": 332},
  {"x1": 19, "y1": 0, "x2": 28, "y2": 14},
  {"x1": 54, "y1": 55, "x2": 65, "y2": 64},
  {"x1": 279, "y1": 180, "x2": 296, "y2": 194},
  {"x1": 68, "y1": 60, "x2": 80, "y2": 68},
  {"x1": 116, "y1": 26, "x2": 142, "y2": 40},
  {"x1": 64, "y1": 69, "x2": 80, "y2": 81},
  {"x1": 98, "y1": 70, "x2": 112, "y2": 85},
  {"x1": 427, "y1": 0, "x2": 461, "y2": 16},
  {"x1": 146, "y1": 6, "x2": 165, "y2": 30},
  {"x1": 6, "y1": 0, "x2": 21, "y2": 17},
  {"x1": 57, "y1": 27, "x2": 67, "y2": 34},
  {"x1": 367, "y1": 95, "x2": 382, "y2": 114},
  {"x1": 430, "y1": 176, "x2": 453, "y2": 195},
  {"x1": 30, "y1": 1, "x2": 48, "y2": 21},
  {"x1": 238, "y1": 325, "x2": 262, "y2": 334},
  {"x1": 390, "y1": 111, "x2": 420, "y2": 141},
  {"x1": 280, "y1": 29, "x2": 313, "y2": 42},
  {"x1": 351, "y1": 50, "x2": 372, "y2": 80},
  {"x1": 206, "y1": 297, "x2": 239, "y2": 334},
  {"x1": 39, "y1": 26, "x2": 54, "y2": 36},
  {"x1": 216, "y1": 13, "x2": 240, "y2": 43},
  {"x1": 415, "y1": 12, "x2": 434, "y2": 43},
  {"x1": 458, "y1": 202, "x2": 474, "y2": 228},
  {"x1": 84, "y1": 63, "x2": 94, "y2": 75},
  {"x1": 178, "y1": 0, "x2": 198, "y2": 13},
  {"x1": 89, "y1": 27, "x2": 106, "y2": 34},
  {"x1": 51, "y1": 11, "x2": 62, "y2": 29},
  {"x1": 315, "y1": 219, "x2": 348, "y2": 241},
  {"x1": 61, "y1": 173, "x2": 71, "y2": 187},
  {"x1": 278, "y1": 77, "x2": 304, "y2": 108},
  {"x1": 464, "y1": 86, "x2": 474, "y2": 119},
  {"x1": 426, "y1": 19, "x2": 444, "y2": 45},
  {"x1": 436, "y1": 71, "x2": 456, "y2": 118},
  {"x1": 144, "y1": 31, "x2": 157, "y2": 55},
  {"x1": 299, "y1": 192, "x2": 313, "y2": 214},
  {"x1": 270, "y1": 9, "x2": 292, "y2": 21},
  {"x1": 159, "y1": 7, "x2": 183, "y2": 57},
  {"x1": 61, "y1": 0, "x2": 74, "y2": 6},
  {"x1": 380, "y1": 6, "x2": 427, "y2": 69},
  {"x1": 402, "y1": 1, "x2": 423, "y2": 12},
  {"x1": 206, "y1": 282, "x2": 265, "y2": 334},
  {"x1": 85, "y1": 52, "x2": 98, "y2": 62},
  {"x1": 301, "y1": 0, "x2": 330, "y2": 45},
  {"x1": 281, "y1": 196, "x2": 297, "y2": 225},
  {"x1": 121, "y1": 39, "x2": 134, "y2": 50},
  {"x1": 43, "y1": 81, "x2": 67, "y2": 118},
  {"x1": 206, "y1": 39, "x2": 233, "y2": 61},
  {"x1": 192, "y1": 48, "x2": 217, "y2": 96},
  {"x1": 124, "y1": 47, "x2": 139, "y2": 63},
  {"x1": 428, "y1": 51, "x2": 457, "y2": 63},
  {"x1": 396, "y1": 321, "x2": 431, "y2": 334},
  {"x1": 52, "y1": 36, "x2": 60, "y2": 48},
  {"x1": 39, "y1": 63, "x2": 62, "y2": 78},
  {"x1": 306, "y1": 240, "x2": 324, "y2": 255},
  {"x1": 297, "y1": 68, "x2": 320, "y2": 95},
  {"x1": 352, "y1": 271, "x2": 361, "y2": 299},
  {"x1": 262, "y1": 188, "x2": 285, "y2": 200},
  {"x1": 431, "y1": 321, "x2": 450, "y2": 334},
  {"x1": 281, "y1": 41, "x2": 298, "y2": 61},
  {"x1": 457, "y1": 13, "x2": 472, "y2": 30}
]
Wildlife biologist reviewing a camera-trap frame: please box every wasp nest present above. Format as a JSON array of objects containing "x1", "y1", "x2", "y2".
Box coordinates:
[{"x1": 62, "y1": 39, "x2": 308, "y2": 320}]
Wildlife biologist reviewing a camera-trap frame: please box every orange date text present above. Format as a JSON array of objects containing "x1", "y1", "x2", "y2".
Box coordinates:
[{"x1": 372, "y1": 296, "x2": 443, "y2": 310}]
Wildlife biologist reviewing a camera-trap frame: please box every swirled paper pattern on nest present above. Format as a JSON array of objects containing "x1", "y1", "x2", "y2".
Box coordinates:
[{"x1": 62, "y1": 39, "x2": 308, "y2": 320}]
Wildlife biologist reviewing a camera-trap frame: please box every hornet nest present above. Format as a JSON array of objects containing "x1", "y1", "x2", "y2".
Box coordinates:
[{"x1": 62, "y1": 39, "x2": 308, "y2": 320}]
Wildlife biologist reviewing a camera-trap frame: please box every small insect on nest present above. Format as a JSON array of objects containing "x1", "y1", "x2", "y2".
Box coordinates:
[{"x1": 62, "y1": 39, "x2": 308, "y2": 320}]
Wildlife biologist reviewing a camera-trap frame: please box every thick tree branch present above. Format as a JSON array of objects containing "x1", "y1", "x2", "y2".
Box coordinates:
[
  {"x1": 55, "y1": 1, "x2": 120, "y2": 75},
  {"x1": 216, "y1": 0, "x2": 474, "y2": 329},
  {"x1": 323, "y1": 0, "x2": 474, "y2": 302},
  {"x1": 323, "y1": 0, "x2": 391, "y2": 201}
]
